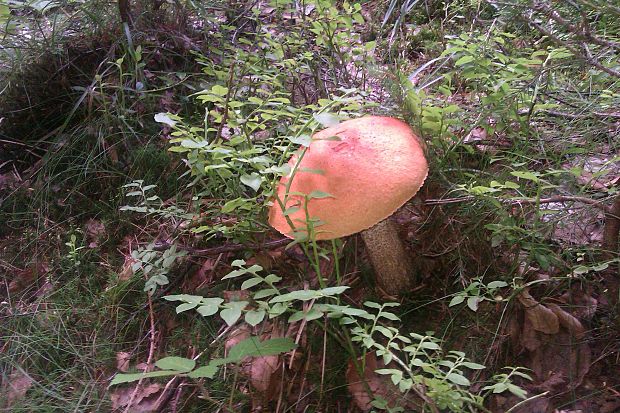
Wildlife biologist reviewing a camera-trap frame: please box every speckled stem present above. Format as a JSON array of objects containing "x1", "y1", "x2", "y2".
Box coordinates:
[{"x1": 360, "y1": 219, "x2": 414, "y2": 296}]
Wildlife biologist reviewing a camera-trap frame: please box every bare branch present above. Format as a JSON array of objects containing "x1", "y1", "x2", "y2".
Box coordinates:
[
  {"x1": 533, "y1": 1, "x2": 620, "y2": 49},
  {"x1": 521, "y1": 14, "x2": 620, "y2": 78}
]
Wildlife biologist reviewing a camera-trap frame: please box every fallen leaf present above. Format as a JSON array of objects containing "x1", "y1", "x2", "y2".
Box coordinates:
[
  {"x1": 118, "y1": 252, "x2": 138, "y2": 282},
  {"x1": 224, "y1": 325, "x2": 289, "y2": 406},
  {"x1": 225, "y1": 326, "x2": 251, "y2": 354},
  {"x1": 116, "y1": 352, "x2": 131, "y2": 373},
  {"x1": 518, "y1": 290, "x2": 559, "y2": 334},
  {"x1": 8, "y1": 261, "x2": 49, "y2": 294},
  {"x1": 515, "y1": 291, "x2": 591, "y2": 392},
  {"x1": 109, "y1": 383, "x2": 163, "y2": 412},
  {"x1": 548, "y1": 304, "x2": 585, "y2": 339},
  {"x1": 249, "y1": 354, "x2": 280, "y2": 393},
  {"x1": 85, "y1": 219, "x2": 106, "y2": 248},
  {"x1": 463, "y1": 126, "x2": 488, "y2": 143},
  {"x1": 346, "y1": 353, "x2": 415, "y2": 412},
  {"x1": 559, "y1": 287, "x2": 597, "y2": 320},
  {"x1": 0, "y1": 368, "x2": 33, "y2": 408}
]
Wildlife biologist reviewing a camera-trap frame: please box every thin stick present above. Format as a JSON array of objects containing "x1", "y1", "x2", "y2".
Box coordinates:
[
  {"x1": 424, "y1": 194, "x2": 611, "y2": 212},
  {"x1": 123, "y1": 294, "x2": 157, "y2": 413}
]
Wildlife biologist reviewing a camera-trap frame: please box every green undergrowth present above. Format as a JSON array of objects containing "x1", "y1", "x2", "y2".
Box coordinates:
[{"x1": 2, "y1": 0, "x2": 619, "y2": 412}]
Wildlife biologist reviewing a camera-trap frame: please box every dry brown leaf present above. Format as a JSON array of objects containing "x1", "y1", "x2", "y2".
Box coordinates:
[
  {"x1": 118, "y1": 253, "x2": 138, "y2": 282},
  {"x1": 0, "y1": 368, "x2": 33, "y2": 408},
  {"x1": 116, "y1": 352, "x2": 131, "y2": 373},
  {"x1": 8, "y1": 261, "x2": 49, "y2": 294},
  {"x1": 0, "y1": 172, "x2": 19, "y2": 192},
  {"x1": 514, "y1": 288, "x2": 592, "y2": 395},
  {"x1": 185, "y1": 258, "x2": 218, "y2": 291},
  {"x1": 463, "y1": 126, "x2": 488, "y2": 143},
  {"x1": 491, "y1": 393, "x2": 552, "y2": 413},
  {"x1": 548, "y1": 304, "x2": 585, "y2": 339},
  {"x1": 249, "y1": 354, "x2": 280, "y2": 393},
  {"x1": 346, "y1": 353, "x2": 413, "y2": 412},
  {"x1": 224, "y1": 325, "x2": 288, "y2": 406},
  {"x1": 559, "y1": 288, "x2": 598, "y2": 320},
  {"x1": 85, "y1": 219, "x2": 106, "y2": 248},
  {"x1": 521, "y1": 316, "x2": 542, "y2": 351},
  {"x1": 518, "y1": 290, "x2": 559, "y2": 334},
  {"x1": 225, "y1": 326, "x2": 252, "y2": 354},
  {"x1": 110, "y1": 383, "x2": 163, "y2": 412}
]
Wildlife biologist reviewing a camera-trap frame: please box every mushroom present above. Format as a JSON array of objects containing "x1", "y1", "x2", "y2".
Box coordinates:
[{"x1": 268, "y1": 116, "x2": 428, "y2": 296}]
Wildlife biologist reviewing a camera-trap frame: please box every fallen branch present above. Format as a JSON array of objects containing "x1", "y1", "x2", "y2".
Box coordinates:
[
  {"x1": 518, "y1": 11, "x2": 620, "y2": 78},
  {"x1": 424, "y1": 194, "x2": 611, "y2": 212},
  {"x1": 152, "y1": 238, "x2": 290, "y2": 255},
  {"x1": 603, "y1": 194, "x2": 620, "y2": 258}
]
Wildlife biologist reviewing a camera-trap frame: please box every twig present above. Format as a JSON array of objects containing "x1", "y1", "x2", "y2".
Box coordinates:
[
  {"x1": 215, "y1": 61, "x2": 237, "y2": 143},
  {"x1": 152, "y1": 238, "x2": 290, "y2": 255},
  {"x1": 603, "y1": 193, "x2": 620, "y2": 258},
  {"x1": 521, "y1": 14, "x2": 620, "y2": 78},
  {"x1": 532, "y1": 1, "x2": 620, "y2": 49},
  {"x1": 424, "y1": 194, "x2": 611, "y2": 212},
  {"x1": 540, "y1": 109, "x2": 620, "y2": 120},
  {"x1": 505, "y1": 391, "x2": 550, "y2": 413},
  {"x1": 123, "y1": 294, "x2": 157, "y2": 413}
]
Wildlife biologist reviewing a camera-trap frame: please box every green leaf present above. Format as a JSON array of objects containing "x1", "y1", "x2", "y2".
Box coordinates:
[
  {"x1": 283, "y1": 206, "x2": 300, "y2": 216},
  {"x1": 288, "y1": 134, "x2": 312, "y2": 147},
  {"x1": 487, "y1": 281, "x2": 508, "y2": 289},
  {"x1": 446, "y1": 372, "x2": 470, "y2": 386},
  {"x1": 197, "y1": 304, "x2": 219, "y2": 317},
  {"x1": 176, "y1": 302, "x2": 199, "y2": 313},
  {"x1": 220, "y1": 301, "x2": 248, "y2": 326},
  {"x1": 180, "y1": 139, "x2": 209, "y2": 149},
  {"x1": 155, "y1": 357, "x2": 196, "y2": 372},
  {"x1": 461, "y1": 362, "x2": 486, "y2": 370},
  {"x1": 222, "y1": 269, "x2": 250, "y2": 279},
  {"x1": 164, "y1": 294, "x2": 202, "y2": 303},
  {"x1": 264, "y1": 274, "x2": 281, "y2": 284},
  {"x1": 510, "y1": 171, "x2": 539, "y2": 182},
  {"x1": 573, "y1": 265, "x2": 589, "y2": 275},
  {"x1": 196, "y1": 298, "x2": 224, "y2": 317},
  {"x1": 245, "y1": 309, "x2": 266, "y2": 326},
  {"x1": 241, "y1": 173, "x2": 262, "y2": 192},
  {"x1": 307, "y1": 190, "x2": 334, "y2": 199},
  {"x1": 154, "y1": 113, "x2": 176, "y2": 127},
  {"x1": 211, "y1": 84, "x2": 229, "y2": 96},
  {"x1": 419, "y1": 341, "x2": 440, "y2": 350},
  {"x1": 222, "y1": 198, "x2": 247, "y2": 213},
  {"x1": 449, "y1": 295, "x2": 465, "y2": 307},
  {"x1": 507, "y1": 383, "x2": 528, "y2": 399},
  {"x1": 269, "y1": 290, "x2": 319, "y2": 303},
  {"x1": 220, "y1": 307, "x2": 242, "y2": 326},
  {"x1": 187, "y1": 364, "x2": 219, "y2": 379},
  {"x1": 487, "y1": 382, "x2": 508, "y2": 393},
  {"x1": 288, "y1": 308, "x2": 324, "y2": 323},
  {"x1": 227, "y1": 337, "x2": 296, "y2": 362},
  {"x1": 379, "y1": 311, "x2": 400, "y2": 321},
  {"x1": 467, "y1": 296, "x2": 481, "y2": 312},
  {"x1": 253, "y1": 288, "x2": 278, "y2": 299},
  {"x1": 241, "y1": 277, "x2": 263, "y2": 290},
  {"x1": 364, "y1": 301, "x2": 382, "y2": 309},
  {"x1": 313, "y1": 112, "x2": 340, "y2": 127},
  {"x1": 455, "y1": 55, "x2": 475, "y2": 66},
  {"x1": 110, "y1": 370, "x2": 179, "y2": 386}
]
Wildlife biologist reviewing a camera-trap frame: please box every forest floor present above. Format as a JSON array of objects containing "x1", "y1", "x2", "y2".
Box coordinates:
[{"x1": 1, "y1": 1, "x2": 619, "y2": 412}]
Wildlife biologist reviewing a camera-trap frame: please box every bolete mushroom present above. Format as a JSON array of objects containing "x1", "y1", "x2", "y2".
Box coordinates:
[{"x1": 269, "y1": 116, "x2": 428, "y2": 296}]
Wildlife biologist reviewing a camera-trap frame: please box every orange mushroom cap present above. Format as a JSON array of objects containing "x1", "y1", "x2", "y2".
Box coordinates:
[{"x1": 269, "y1": 116, "x2": 428, "y2": 240}]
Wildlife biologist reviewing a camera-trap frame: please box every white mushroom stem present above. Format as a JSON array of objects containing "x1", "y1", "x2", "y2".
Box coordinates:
[{"x1": 360, "y1": 218, "x2": 414, "y2": 296}]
